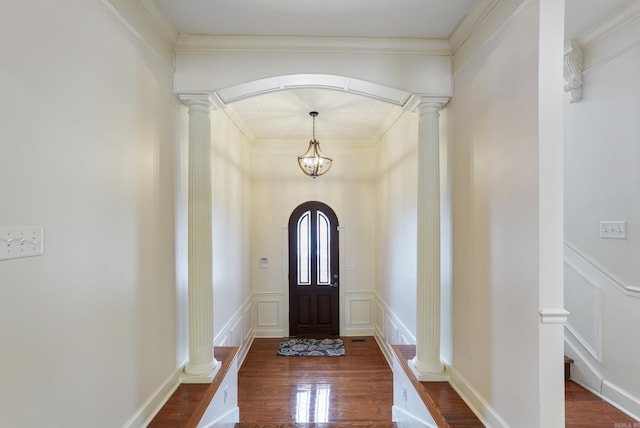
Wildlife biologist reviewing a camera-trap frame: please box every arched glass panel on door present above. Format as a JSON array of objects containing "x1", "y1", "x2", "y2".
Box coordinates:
[
  {"x1": 297, "y1": 211, "x2": 311, "y2": 285},
  {"x1": 317, "y1": 211, "x2": 330, "y2": 285}
]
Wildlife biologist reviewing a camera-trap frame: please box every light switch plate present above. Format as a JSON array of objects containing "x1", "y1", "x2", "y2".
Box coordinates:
[
  {"x1": 0, "y1": 226, "x2": 44, "y2": 260},
  {"x1": 600, "y1": 221, "x2": 626, "y2": 239}
]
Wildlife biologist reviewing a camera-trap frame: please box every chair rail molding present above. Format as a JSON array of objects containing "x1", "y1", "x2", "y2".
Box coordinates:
[{"x1": 564, "y1": 241, "x2": 640, "y2": 298}]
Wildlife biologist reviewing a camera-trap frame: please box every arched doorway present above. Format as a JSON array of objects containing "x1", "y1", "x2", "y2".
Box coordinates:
[{"x1": 288, "y1": 201, "x2": 340, "y2": 337}]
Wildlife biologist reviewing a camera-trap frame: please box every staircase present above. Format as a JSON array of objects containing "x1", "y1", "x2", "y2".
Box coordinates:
[{"x1": 564, "y1": 356, "x2": 574, "y2": 381}]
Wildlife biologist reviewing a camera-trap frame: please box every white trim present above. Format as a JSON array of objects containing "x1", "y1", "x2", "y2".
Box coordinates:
[
  {"x1": 253, "y1": 292, "x2": 286, "y2": 337},
  {"x1": 102, "y1": 0, "x2": 175, "y2": 68},
  {"x1": 213, "y1": 295, "x2": 255, "y2": 368},
  {"x1": 602, "y1": 380, "x2": 640, "y2": 422},
  {"x1": 214, "y1": 295, "x2": 254, "y2": 347},
  {"x1": 197, "y1": 408, "x2": 240, "y2": 428},
  {"x1": 345, "y1": 291, "x2": 375, "y2": 336},
  {"x1": 215, "y1": 74, "x2": 413, "y2": 107},
  {"x1": 452, "y1": 0, "x2": 533, "y2": 75},
  {"x1": 577, "y1": 1, "x2": 640, "y2": 72},
  {"x1": 565, "y1": 333, "x2": 640, "y2": 421},
  {"x1": 391, "y1": 406, "x2": 437, "y2": 428},
  {"x1": 133, "y1": 0, "x2": 178, "y2": 45},
  {"x1": 374, "y1": 293, "x2": 417, "y2": 365},
  {"x1": 124, "y1": 366, "x2": 183, "y2": 428},
  {"x1": 539, "y1": 308, "x2": 570, "y2": 324},
  {"x1": 564, "y1": 257, "x2": 603, "y2": 362},
  {"x1": 565, "y1": 323, "x2": 602, "y2": 363},
  {"x1": 564, "y1": 332, "x2": 604, "y2": 390},
  {"x1": 448, "y1": 366, "x2": 510, "y2": 428},
  {"x1": 565, "y1": 241, "x2": 640, "y2": 297},
  {"x1": 448, "y1": 0, "x2": 500, "y2": 54},
  {"x1": 176, "y1": 35, "x2": 451, "y2": 55}
]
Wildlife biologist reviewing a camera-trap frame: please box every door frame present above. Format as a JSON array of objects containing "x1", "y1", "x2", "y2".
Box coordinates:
[{"x1": 285, "y1": 200, "x2": 343, "y2": 337}]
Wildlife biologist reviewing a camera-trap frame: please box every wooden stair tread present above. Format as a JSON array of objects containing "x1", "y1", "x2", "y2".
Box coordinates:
[
  {"x1": 148, "y1": 347, "x2": 239, "y2": 428},
  {"x1": 564, "y1": 356, "x2": 574, "y2": 381},
  {"x1": 392, "y1": 345, "x2": 484, "y2": 427}
]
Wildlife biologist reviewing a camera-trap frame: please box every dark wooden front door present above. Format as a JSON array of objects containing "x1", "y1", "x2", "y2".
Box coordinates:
[{"x1": 288, "y1": 201, "x2": 339, "y2": 337}]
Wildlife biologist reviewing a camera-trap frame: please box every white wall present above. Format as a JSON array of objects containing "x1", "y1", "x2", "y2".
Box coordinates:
[
  {"x1": 448, "y1": 1, "x2": 564, "y2": 426},
  {"x1": 211, "y1": 111, "x2": 254, "y2": 345},
  {"x1": 250, "y1": 139, "x2": 377, "y2": 337},
  {"x1": 564, "y1": 40, "x2": 640, "y2": 417},
  {"x1": 0, "y1": 1, "x2": 177, "y2": 427},
  {"x1": 375, "y1": 113, "x2": 419, "y2": 346}
]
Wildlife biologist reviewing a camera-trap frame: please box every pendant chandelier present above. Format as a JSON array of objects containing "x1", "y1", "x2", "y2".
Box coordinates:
[{"x1": 297, "y1": 111, "x2": 333, "y2": 178}]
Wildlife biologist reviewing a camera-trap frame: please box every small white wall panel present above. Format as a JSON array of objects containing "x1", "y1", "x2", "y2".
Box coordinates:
[
  {"x1": 345, "y1": 292, "x2": 375, "y2": 335},
  {"x1": 257, "y1": 301, "x2": 279, "y2": 326},
  {"x1": 243, "y1": 304, "x2": 253, "y2": 341},
  {"x1": 564, "y1": 262, "x2": 602, "y2": 361},
  {"x1": 254, "y1": 293, "x2": 285, "y2": 337}
]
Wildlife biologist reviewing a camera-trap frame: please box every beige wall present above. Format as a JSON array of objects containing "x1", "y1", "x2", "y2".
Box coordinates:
[
  {"x1": 250, "y1": 140, "x2": 377, "y2": 336},
  {"x1": 0, "y1": 1, "x2": 177, "y2": 427},
  {"x1": 448, "y1": 1, "x2": 549, "y2": 426},
  {"x1": 375, "y1": 112, "x2": 419, "y2": 339}
]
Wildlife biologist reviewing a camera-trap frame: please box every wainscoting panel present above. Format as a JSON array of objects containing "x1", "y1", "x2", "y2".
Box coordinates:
[
  {"x1": 214, "y1": 296, "x2": 254, "y2": 367},
  {"x1": 374, "y1": 294, "x2": 416, "y2": 365},
  {"x1": 564, "y1": 242, "x2": 640, "y2": 421},
  {"x1": 215, "y1": 296, "x2": 252, "y2": 347},
  {"x1": 254, "y1": 293, "x2": 285, "y2": 337},
  {"x1": 345, "y1": 291, "x2": 375, "y2": 336},
  {"x1": 243, "y1": 304, "x2": 253, "y2": 342},
  {"x1": 564, "y1": 260, "x2": 602, "y2": 362}
]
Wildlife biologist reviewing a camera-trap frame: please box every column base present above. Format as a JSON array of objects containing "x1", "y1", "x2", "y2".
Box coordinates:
[
  {"x1": 181, "y1": 359, "x2": 222, "y2": 384},
  {"x1": 409, "y1": 357, "x2": 449, "y2": 382}
]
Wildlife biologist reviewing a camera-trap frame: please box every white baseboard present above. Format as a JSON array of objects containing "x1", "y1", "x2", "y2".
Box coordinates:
[
  {"x1": 602, "y1": 380, "x2": 640, "y2": 422},
  {"x1": 566, "y1": 334, "x2": 640, "y2": 422},
  {"x1": 448, "y1": 366, "x2": 508, "y2": 428},
  {"x1": 392, "y1": 406, "x2": 436, "y2": 428},
  {"x1": 345, "y1": 326, "x2": 376, "y2": 336},
  {"x1": 197, "y1": 407, "x2": 240, "y2": 428},
  {"x1": 124, "y1": 366, "x2": 183, "y2": 428}
]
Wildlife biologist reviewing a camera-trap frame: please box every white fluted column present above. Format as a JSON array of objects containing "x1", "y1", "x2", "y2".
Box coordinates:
[
  {"x1": 409, "y1": 97, "x2": 449, "y2": 381},
  {"x1": 180, "y1": 94, "x2": 221, "y2": 383}
]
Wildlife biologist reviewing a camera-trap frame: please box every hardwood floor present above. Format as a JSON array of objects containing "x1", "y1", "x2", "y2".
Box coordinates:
[
  {"x1": 238, "y1": 337, "x2": 395, "y2": 426},
  {"x1": 149, "y1": 339, "x2": 640, "y2": 427},
  {"x1": 565, "y1": 380, "x2": 638, "y2": 428}
]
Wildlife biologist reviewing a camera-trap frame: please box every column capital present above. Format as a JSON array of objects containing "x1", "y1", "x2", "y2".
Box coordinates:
[
  {"x1": 404, "y1": 95, "x2": 449, "y2": 113},
  {"x1": 178, "y1": 92, "x2": 226, "y2": 110}
]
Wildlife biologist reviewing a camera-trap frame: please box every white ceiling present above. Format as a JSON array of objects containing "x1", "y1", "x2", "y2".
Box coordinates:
[
  {"x1": 145, "y1": 0, "x2": 638, "y2": 145},
  {"x1": 151, "y1": 0, "x2": 477, "y2": 39}
]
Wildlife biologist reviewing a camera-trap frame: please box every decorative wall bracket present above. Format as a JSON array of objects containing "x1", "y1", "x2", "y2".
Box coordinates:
[{"x1": 564, "y1": 40, "x2": 583, "y2": 103}]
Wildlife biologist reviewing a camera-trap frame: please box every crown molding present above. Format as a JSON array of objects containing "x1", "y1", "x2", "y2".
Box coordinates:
[
  {"x1": 576, "y1": 1, "x2": 640, "y2": 72},
  {"x1": 103, "y1": 0, "x2": 176, "y2": 68},
  {"x1": 451, "y1": 0, "x2": 530, "y2": 75},
  {"x1": 448, "y1": 0, "x2": 500, "y2": 54},
  {"x1": 175, "y1": 35, "x2": 452, "y2": 56},
  {"x1": 134, "y1": 0, "x2": 179, "y2": 45}
]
